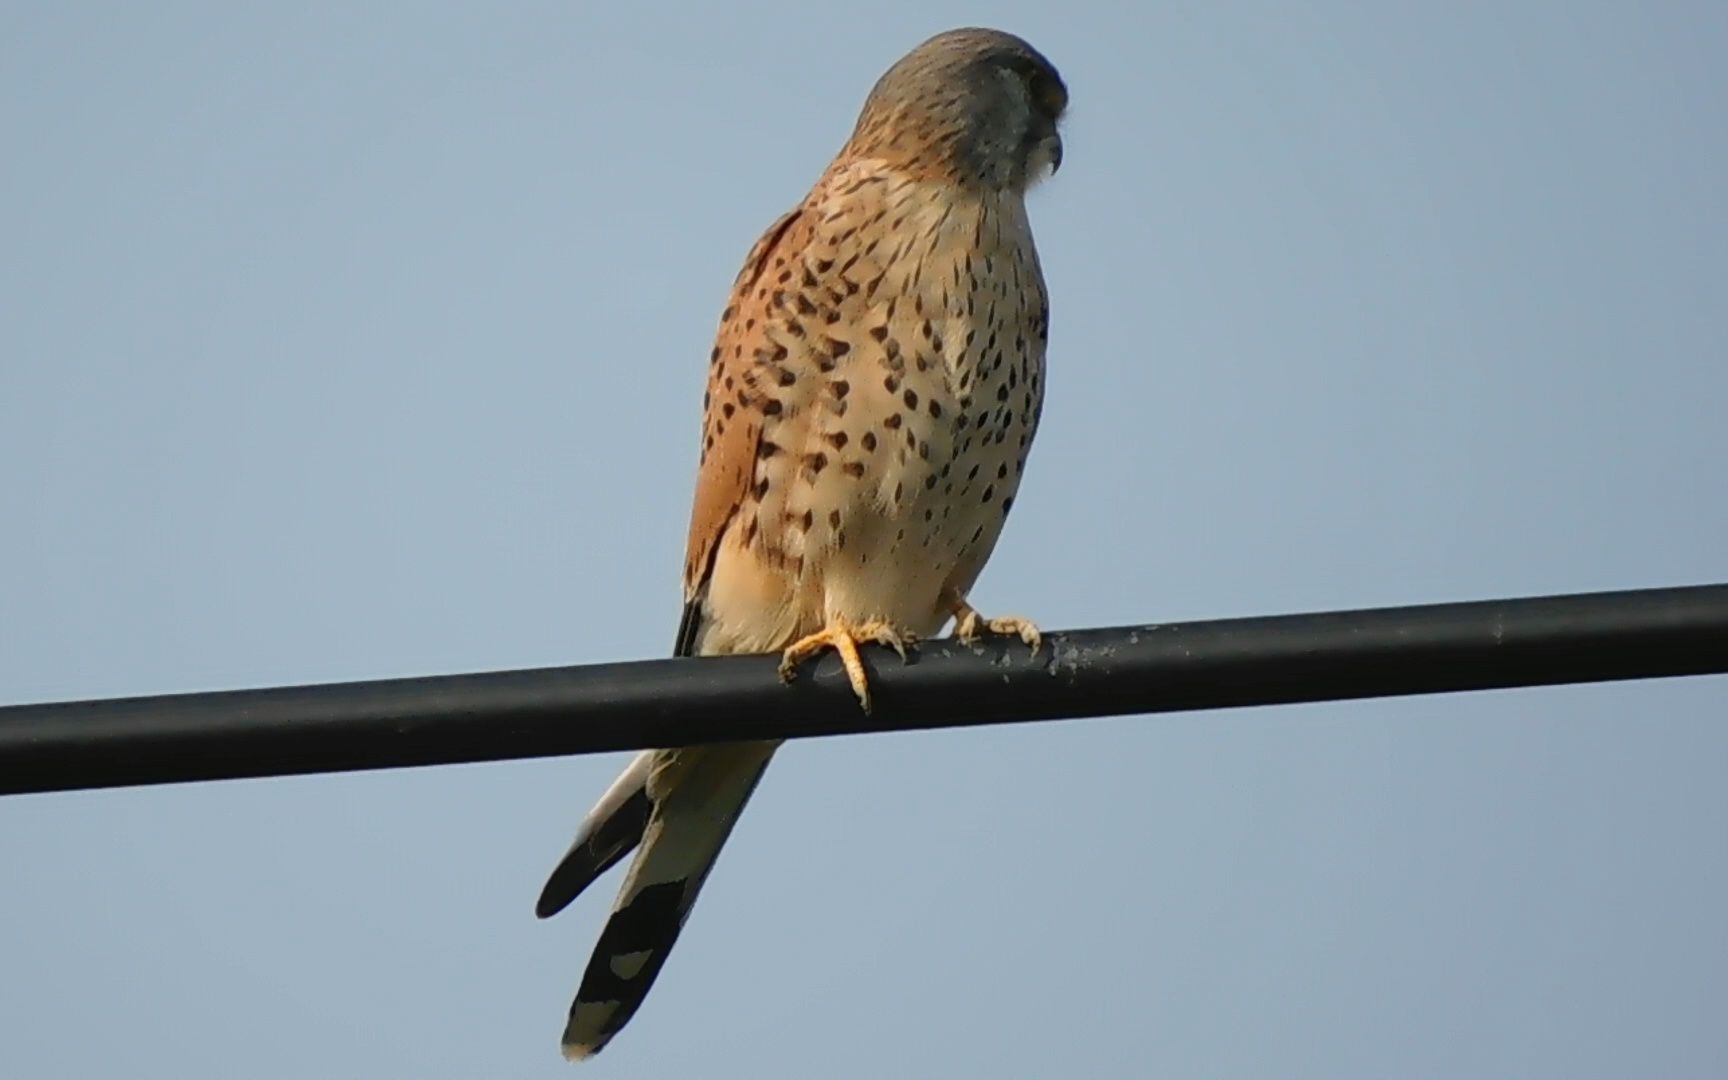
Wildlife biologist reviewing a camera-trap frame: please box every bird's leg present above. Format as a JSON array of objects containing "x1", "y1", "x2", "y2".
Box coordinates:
[
  {"x1": 778, "y1": 620, "x2": 916, "y2": 714},
  {"x1": 946, "y1": 590, "x2": 1043, "y2": 656}
]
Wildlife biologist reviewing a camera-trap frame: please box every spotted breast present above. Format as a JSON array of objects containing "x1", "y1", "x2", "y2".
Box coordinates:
[{"x1": 692, "y1": 163, "x2": 1048, "y2": 656}]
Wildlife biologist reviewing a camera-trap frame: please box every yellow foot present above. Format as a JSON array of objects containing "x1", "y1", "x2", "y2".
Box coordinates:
[
  {"x1": 777, "y1": 620, "x2": 916, "y2": 713},
  {"x1": 953, "y1": 603, "x2": 1043, "y2": 657}
]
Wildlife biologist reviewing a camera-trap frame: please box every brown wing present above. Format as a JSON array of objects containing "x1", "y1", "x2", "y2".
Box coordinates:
[{"x1": 675, "y1": 209, "x2": 805, "y2": 655}]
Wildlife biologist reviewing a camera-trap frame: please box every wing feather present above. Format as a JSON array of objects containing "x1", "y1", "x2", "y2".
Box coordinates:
[{"x1": 679, "y1": 209, "x2": 805, "y2": 612}]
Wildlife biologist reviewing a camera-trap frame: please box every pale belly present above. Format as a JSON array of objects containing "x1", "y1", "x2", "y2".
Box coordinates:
[{"x1": 697, "y1": 334, "x2": 1041, "y2": 656}]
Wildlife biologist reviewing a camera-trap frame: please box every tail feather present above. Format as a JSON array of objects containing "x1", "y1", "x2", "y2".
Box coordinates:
[
  {"x1": 537, "y1": 752, "x2": 657, "y2": 919},
  {"x1": 559, "y1": 741, "x2": 777, "y2": 1060}
]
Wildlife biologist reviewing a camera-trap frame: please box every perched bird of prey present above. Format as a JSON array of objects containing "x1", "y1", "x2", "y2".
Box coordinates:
[{"x1": 536, "y1": 26, "x2": 1066, "y2": 1059}]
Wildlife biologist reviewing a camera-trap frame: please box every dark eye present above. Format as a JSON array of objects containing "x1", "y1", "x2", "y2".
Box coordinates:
[{"x1": 1027, "y1": 70, "x2": 1067, "y2": 119}]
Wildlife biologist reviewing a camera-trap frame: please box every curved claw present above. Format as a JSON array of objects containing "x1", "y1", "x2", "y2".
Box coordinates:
[
  {"x1": 953, "y1": 603, "x2": 1042, "y2": 658},
  {"x1": 777, "y1": 620, "x2": 919, "y2": 713}
]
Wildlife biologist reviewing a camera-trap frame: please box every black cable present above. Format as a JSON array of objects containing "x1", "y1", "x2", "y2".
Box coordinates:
[{"x1": 2, "y1": 583, "x2": 1725, "y2": 796}]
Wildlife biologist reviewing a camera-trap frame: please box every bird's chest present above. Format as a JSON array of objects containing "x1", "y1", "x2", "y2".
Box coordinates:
[
  {"x1": 743, "y1": 186, "x2": 1047, "y2": 614},
  {"x1": 794, "y1": 239, "x2": 1043, "y2": 553},
  {"x1": 862, "y1": 293, "x2": 1043, "y2": 558}
]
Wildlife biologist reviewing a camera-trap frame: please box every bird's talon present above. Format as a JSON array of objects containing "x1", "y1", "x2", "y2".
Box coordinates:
[
  {"x1": 987, "y1": 616, "x2": 1043, "y2": 656},
  {"x1": 779, "y1": 623, "x2": 913, "y2": 713},
  {"x1": 857, "y1": 619, "x2": 915, "y2": 663},
  {"x1": 951, "y1": 604, "x2": 1041, "y2": 656}
]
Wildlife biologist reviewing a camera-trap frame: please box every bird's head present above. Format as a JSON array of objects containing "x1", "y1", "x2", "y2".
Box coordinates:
[{"x1": 848, "y1": 28, "x2": 1067, "y2": 194}]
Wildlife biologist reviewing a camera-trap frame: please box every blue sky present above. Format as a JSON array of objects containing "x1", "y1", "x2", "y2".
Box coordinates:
[{"x1": 3, "y1": 4, "x2": 1726, "y2": 1077}]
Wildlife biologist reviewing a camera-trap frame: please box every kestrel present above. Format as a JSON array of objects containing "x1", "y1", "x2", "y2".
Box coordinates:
[{"x1": 537, "y1": 27, "x2": 1066, "y2": 1059}]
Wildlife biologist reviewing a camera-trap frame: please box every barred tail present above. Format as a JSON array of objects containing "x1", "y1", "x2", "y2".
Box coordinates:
[{"x1": 557, "y1": 742, "x2": 777, "y2": 1060}]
